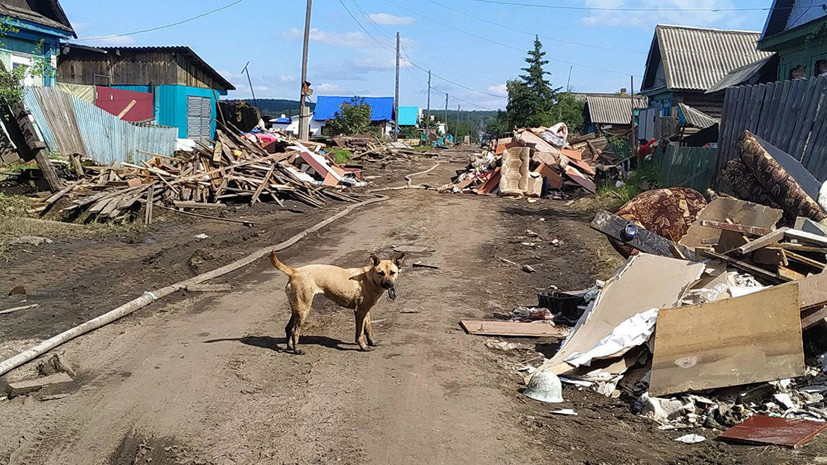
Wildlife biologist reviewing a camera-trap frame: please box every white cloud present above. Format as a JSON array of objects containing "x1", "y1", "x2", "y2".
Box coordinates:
[
  {"x1": 488, "y1": 83, "x2": 508, "y2": 97},
  {"x1": 82, "y1": 35, "x2": 137, "y2": 46},
  {"x1": 367, "y1": 13, "x2": 415, "y2": 25},
  {"x1": 316, "y1": 83, "x2": 341, "y2": 92},
  {"x1": 580, "y1": 0, "x2": 741, "y2": 28},
  {"x1": 279, "y1": 74, "x2": 297, "y2": 82}
]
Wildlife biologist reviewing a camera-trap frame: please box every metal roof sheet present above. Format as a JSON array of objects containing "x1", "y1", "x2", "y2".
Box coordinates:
[
  {"x1": 585, "y1": 95, "x2": 647, "y2": 125},
  {"x1": 705, "y1": 56, "x2": 775, "y2": 94},
  {"x1": 652, "y1": 25, "x2": 773, "y2": 91},
  {"x1": 398, "y1": 106, "x2": 418, "y2": 126},
  {"x1": 678, "y1": 103, "x2": 719, "y2": 129},
  {"x1": 313, "y1": 96, "x2": 395, "y2": 122}
]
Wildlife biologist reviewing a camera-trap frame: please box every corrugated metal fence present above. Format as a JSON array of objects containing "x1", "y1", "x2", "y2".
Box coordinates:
[
  {"x1": 653, "y1": 145, "x2": 718, "y2": 193},
  {"x1": 715, "y1": 75, "x2": 827, "y2": 189},
  {"x1": 24, "y1": 86, "x2": 177, "y2": 165}
]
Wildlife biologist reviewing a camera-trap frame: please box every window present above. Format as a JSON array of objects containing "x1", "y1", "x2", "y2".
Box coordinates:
[
  {"x1": 816, "y1": 60, "x2": 827, "y2": 77},
  {"x1": 789, "y1": 65, "x2": 807, "y2": 80},
  {"x1": 10, "y1": 54, "x2": 35, "y2": 86}
]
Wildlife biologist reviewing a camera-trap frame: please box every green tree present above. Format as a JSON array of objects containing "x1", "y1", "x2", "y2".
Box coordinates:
[
  {"x1": 505, "y1": 36, "x2": 562, "y2": 129},
  {"x1": 554, "y1": 92, "x2": 585, "y2": 133},
  {"x1": 325, "y1": 97, "x2": 372, "y2": 136},
  {"x1": 0, "y1": 19, "x2": 53, "y2": 108}
]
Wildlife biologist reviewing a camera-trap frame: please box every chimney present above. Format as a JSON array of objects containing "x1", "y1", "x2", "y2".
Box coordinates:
[{"x1": 620, "y1": 88, "x2": 628, "y2": 96}]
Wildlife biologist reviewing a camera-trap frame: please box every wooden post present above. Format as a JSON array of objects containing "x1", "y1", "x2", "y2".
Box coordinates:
[{"x1": 12, "y1": 103, "x2": 63, "y2": 192}]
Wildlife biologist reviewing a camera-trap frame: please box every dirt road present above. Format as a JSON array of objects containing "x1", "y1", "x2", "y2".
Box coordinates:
[
  {"x1": 0, "y1": 157, "x2": 599, "y2": 465},
  {"x1": 4, "y1": 155, "x2": 820, "y2": 465}
]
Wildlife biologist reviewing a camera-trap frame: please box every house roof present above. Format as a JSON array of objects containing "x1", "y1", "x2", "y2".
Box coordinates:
[
  {"x1": 642, "y1": 25, "x2": 773, "y2": 92},
  {"x1": 313, "y1": 96, "x2": 395, "y2": 121},
  {"x1": 584, "y1": 95, "x2": 647, "y2": 125},
  {"x1": 398, "y1": 106, "x2": 418, "y2": 126},
  {"x1": 678, "y1": 103, "x2": 719, "y2": 129},
  {"x1": 705, "y1": 55, "x2": 776, "y2": 94},
  {"x1": 761, "y1": 0, "x2": 827, "y2": 40},
  {"x1": 0, "y1": 0, "x2": 75, "y2": 36},
  {"x1": 62, "y1": 45, "x2": 235, "y2": 90}
]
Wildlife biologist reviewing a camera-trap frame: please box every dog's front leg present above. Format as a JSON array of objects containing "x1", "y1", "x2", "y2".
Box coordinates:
[
  {"x1": 364, "y1": 311, "x2": 378, "y2": 347},
  {"x1": 354, "y1": 305, "x2": 372, "y2": 352}
]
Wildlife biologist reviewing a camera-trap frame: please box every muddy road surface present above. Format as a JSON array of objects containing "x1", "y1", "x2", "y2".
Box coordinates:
[{"x1": 2, "y1": 155, "x2": 821, "y2": 465}]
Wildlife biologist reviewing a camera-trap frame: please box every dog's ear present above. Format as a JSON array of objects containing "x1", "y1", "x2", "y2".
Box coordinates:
[
  {"x1": 369, "y1": 252, "x2": 381, "y2": 267},
  {"x1": 392, "y1": 252, "x2": 405, "y2": 268}
]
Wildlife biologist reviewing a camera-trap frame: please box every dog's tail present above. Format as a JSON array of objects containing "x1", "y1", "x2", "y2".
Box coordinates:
[{"x1": 270, "y1": 251, "x2": 296, "y2": 277}]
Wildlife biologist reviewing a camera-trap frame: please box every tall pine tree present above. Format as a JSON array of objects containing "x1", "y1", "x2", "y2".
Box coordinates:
[{"x1": 506, "y1": 36, "x2": 562, "y2": 128}]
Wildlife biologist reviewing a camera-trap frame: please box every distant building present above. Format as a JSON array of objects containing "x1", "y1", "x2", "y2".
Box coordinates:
[
  {"x1": 58, "y1": 45, "x2": 235, "y2": 139},
  {"x1": 639, "y1": 25, "x2": 773, "y2": 139},
  {"x1": 580, "y1": 92, "x2": 647, "y2": 136},
  {"x1": 313, "y1": 96, "x2": 396, "y2": 136},
  {"x1": 398, "y1": 106, "x2": 419, "y2": 126},
  {"x1": 759, "y1": 0, "x2": 827, "y2": 79},
  {"x1": 0, "y1": 0, "x2": 75, "y2": 86}
]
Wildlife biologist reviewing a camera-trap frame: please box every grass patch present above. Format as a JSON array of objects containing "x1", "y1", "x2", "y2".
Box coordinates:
[
  {"x1": 590, "y1": 241, "x2": 625, "y2": 281},
  {"x1": 329, "y1": 148, "x2": 352, "y2": 164}
]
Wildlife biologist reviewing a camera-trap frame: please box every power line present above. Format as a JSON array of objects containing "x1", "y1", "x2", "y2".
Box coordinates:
[
  {"x1": 386, "y1": 0, "x2": 642, "y2": 77},
  {"x1": 465, "y1": 0, "x2": 774, "y2": 12},
  {"x1": 423, "y1": 0, "x2": 643, "y2": 54},
  {"x1": 72, "y1": 0, "x2": 245, "y2": 41}
]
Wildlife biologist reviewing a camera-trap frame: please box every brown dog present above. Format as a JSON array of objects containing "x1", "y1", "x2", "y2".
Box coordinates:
[{"x1": 270, "y1": 251, "x2": 404, "y2": 354}]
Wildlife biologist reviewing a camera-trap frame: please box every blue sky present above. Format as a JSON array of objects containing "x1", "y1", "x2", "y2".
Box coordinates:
[{"x1": 62, "y1": 0, "x2": 770, "y2": 110}]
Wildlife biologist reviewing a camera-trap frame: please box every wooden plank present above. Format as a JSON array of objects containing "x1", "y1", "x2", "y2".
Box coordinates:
[
  {"x1": 680, "y1": 198, "x2": 782, "y2": 250},
  {"x1": 801, "y1": 306, "x2": 827, "y2": 329},
  {"x1": 649, "y1": 283, "x2": 804, "y2": 397},
  {"x1": 212, "y1": 141, "x2": 223, "y2": 163},
  {"x1": 592, "y1": 210, "x2": 697, "y2": 261},
  {"x1": 734, "y1": 228, "x2": 788, "y2": 254},
  {"x1": 779, "y1": 266, "x2": 807, "y2": 280},
  {"x1": 0, "y1": 304, "x2": 39, "y2": 315},
  {"x1": 776, "y1": 79, "x2": 806, "y2": 153},
  {"x1": 250, "y1": 163, "x2": 276, "y2": 206},
  {"x1": 801, "y1": 77, "x2": 827, "y2": 170},
  {"x1": 2, "y1": 372, "x2": 73, "y2": 397},
  {"x1": 799, "y1": 271, "x2": 827, "y2": 310},
  {"x1": 459, "y1": 320, "x2": 567, "y2": 337},
  {"x1": 699, "y1": 220, "x2": 773, "y2": 236},
  {"x1": 697, "y1": 248, "x2": 790, "y2": 284},
  {"x1": 786, "y1": 229, "x2": 827, "y2": 247},
  {"x1": 789, "y1": 77, "x2": 822, "y2": 159},
  {"x1": 718, "y1": 415, "x2": 827, "y2": 449},
  {"x1": 784, "y1": 250, "x2": 825, "y2": 271}
]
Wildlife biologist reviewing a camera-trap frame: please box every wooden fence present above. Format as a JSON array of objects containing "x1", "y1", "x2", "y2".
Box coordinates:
[
  {"x1": 715, "y1": 75, "x2": 827, "y2": 189},
  {"x1": 653, "y1": 145, "x2": 718, "y2": 193}
]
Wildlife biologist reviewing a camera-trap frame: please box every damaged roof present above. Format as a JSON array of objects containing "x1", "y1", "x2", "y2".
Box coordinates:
[
  {"x1": 313, "y1": 96, "x2": 394, "y2": 122},
  {"x1": 705, "y1": 56, "x2": 776, "y2": 94},
  {"x1": 642, "y1": 25, "x2": 773, "y2": 92},
  {"x1": 585, "y1": 95, "x2": 647, "y2": 125},
  {"x1": 678, "y1": 103, "x2": 719, "y2": 129},
  {"x1": 0, "y1": 0, "x2": 75, "y2": 36}
]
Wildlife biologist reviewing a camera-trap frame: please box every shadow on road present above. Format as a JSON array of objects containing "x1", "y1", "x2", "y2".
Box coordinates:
[{"x1": 203, "y1": 335, "x2": 359, "y2": 352}]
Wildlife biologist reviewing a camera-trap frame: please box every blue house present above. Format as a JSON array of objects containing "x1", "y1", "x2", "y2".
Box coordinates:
[
  {"x1": 313, "y1": 96, "x2": 396, "y2": 136},
  {"x1": 58, "y1": 45, "x2": 235, "y2": 139},
  {"x1": 0, "y1": 0, "x2": 75, "y2": 86}
]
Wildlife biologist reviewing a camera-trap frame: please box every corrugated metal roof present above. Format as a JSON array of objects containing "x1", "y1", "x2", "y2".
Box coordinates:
[
  {"x1": 585, "y1": 95, "x2": 647, "y2": 125},
  {"x1": 313, "y1": 96, "x2": 395, "y2": 121},
  {"x1": 705, "y1": 56, "x2": 775, "y2": 94},
  {"x1": 398, "y1": 106, "x2": 418, "y2": 126},
  {"x1": 654, "y1": 25, "x2": 773, "y2": 91},
  {"x1": 0, "y1": 0, "x2": 75, "y2": 35},
  {"x1": 678, "y1": 103, "x2": 719, "y2": 129}
]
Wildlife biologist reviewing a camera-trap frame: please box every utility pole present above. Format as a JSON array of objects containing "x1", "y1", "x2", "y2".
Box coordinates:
[
  {"x1": 444, "y1": 93, "x2": 448, "y2": 135},
  {"x1": 394, "y1": 32, "x2": 400, "y2": 141},
  {"x1": 566, "y1": 65, "x2": 573, "y2": 92},
  {"x1": 426, "y1": 70, "x2": 431, "y2": 135},
  {"x1": 241, "y1": 61, "x2": 258, "y2": 109},
  {"x1": 298, "y1": 0, "x2": 313, "y2": 140},
  {"x1": 456, "y1": 104, "x2": 461, "y2": 142},
  {"x1": 630, "y1": 75, "x2": 636, "y2": 148}
]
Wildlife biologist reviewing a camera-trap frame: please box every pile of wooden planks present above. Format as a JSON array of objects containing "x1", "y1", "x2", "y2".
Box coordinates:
[{"x1": 35, "y1": 124, "x2": 360, "y2": 224}]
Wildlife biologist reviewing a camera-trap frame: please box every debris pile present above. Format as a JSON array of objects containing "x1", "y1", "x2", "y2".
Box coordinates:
[
  {"x1": 462, "y1": 129, "x2": 827, "y2": 448},
  {"x1": 30, "y1": 125, "x2": 363, "y2": 224},
  {"x1": 440, "y1": 124, "x2": 604, "y2": 197}
]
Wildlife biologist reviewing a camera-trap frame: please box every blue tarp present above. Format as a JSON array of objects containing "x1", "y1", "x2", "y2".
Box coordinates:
[
  {"x1": 313, "y1": 96, "x2": 395, "y2": 121},
  {"x1": 398, "y1": 106, "x2": 419, "y2": 126}
]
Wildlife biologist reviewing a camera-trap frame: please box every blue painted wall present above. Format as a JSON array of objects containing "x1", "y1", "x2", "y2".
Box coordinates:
[
  {"x1": 114, "y1": 84, "x2": 217, "y2": 138},
  {"x1": 0, "y1": 17, "x2": 73, "y2": 87}
]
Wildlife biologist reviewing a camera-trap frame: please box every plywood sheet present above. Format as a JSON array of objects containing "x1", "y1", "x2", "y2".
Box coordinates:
[
  {"x1": 459, "y1": 320, "x2": 567, "y2": 337},
  {"x1": 650, "y1": 283, "x2": 804, "y2": 397},
  {"x1": 679, "y1": 198, "x2": 783, "y2": 249},
  {"x1": 539, "y1": 254, "x2": 705, "y2": 374},
  {"x1": 718, "y1": 415, "x2": 827, "y2": 448},
  {"x1": 799, "y1": 270, "x2": 827, "y2": 310}
]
